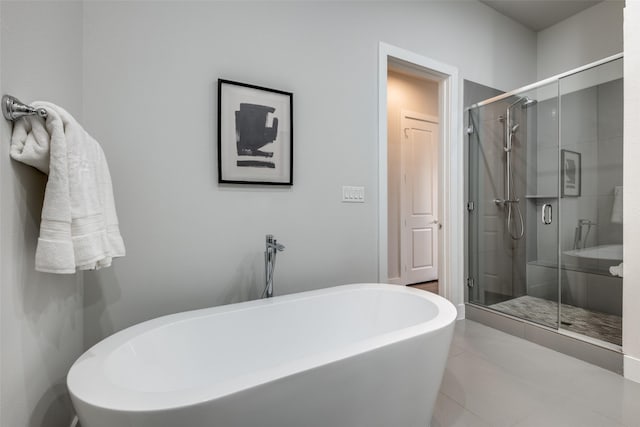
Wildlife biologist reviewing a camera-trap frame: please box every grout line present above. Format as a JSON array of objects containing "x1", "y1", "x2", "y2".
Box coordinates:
[{"x1": 436, "y1": 391, "x2": 495, "y2": 426}]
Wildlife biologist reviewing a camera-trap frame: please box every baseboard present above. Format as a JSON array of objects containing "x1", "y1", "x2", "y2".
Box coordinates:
[
  {"x1": 456, "y1": 303, "x2": 465, "y2": 320},
  {"x1": 624, "y1": 355, "x2": 640, "y2": 383}
]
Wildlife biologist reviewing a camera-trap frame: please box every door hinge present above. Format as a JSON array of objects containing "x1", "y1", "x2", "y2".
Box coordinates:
[
  {"x1": 467, "y1": 201, "x2": 475, "y2": 212},
  {"x1": 466, "y1": 277, "x2": 475, "y2": 288}
]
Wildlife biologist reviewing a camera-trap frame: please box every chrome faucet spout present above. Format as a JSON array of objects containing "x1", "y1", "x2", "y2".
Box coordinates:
[
  {"x1": 263, "y1": 234, "x2": 285, "y2": 298},
  {"x1": 267, "y1": 241, "x2": 285, "y2": 251}
]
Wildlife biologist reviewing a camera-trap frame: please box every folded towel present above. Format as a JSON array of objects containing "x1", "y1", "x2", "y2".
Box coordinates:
[
  {"x1": 10, "y1": 102, "x2": 125, "y2": 273},
  {"x1": 610, "y1": 262, "x2": 623, "y2": 277},
  {"x1": 611, "y1": 185, "x2": 623, "y2": 224}
]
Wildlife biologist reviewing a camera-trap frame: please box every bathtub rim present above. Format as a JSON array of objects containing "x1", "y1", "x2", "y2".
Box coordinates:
[
  {"x1": 67, "y1": 283, "x2": 457, "y2": 413},
  {"x1": 562, "y1": 243, "x2": 623, "y2": 261}
]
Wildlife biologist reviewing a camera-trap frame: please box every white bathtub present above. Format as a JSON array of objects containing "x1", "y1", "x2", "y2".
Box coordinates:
[
  {"x1": 563, "y1": 244, "x2": 623, "y2": 261},
  {"x1": 68, "y1": 283, "x2": 457, "y2": 427}
]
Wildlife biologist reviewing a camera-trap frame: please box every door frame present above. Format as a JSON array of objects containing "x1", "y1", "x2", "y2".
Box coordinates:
[
  {"x1": 400, "y1": 111, "x2": 439, "y2": 285},
  {"x1": 378, "y1": 42, "x2": 464, "y2": 319}
]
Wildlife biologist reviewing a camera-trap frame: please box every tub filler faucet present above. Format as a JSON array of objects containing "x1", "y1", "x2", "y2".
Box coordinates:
[
  {"x1": 263, "y1": 234, "x2": 285, "y2": 298},
  {"x1": 573, "y1": 219, "x2": 597, "y2": 249}
]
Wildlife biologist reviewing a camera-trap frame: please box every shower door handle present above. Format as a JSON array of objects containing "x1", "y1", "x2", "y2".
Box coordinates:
[{"x1": 542, "y1": 203, "x2": 552, "y2": 225}]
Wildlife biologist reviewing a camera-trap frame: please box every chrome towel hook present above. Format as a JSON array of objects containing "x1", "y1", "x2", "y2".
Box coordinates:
[{"x1": 2, "y1": 95, "x2": 47, "y2": 121}]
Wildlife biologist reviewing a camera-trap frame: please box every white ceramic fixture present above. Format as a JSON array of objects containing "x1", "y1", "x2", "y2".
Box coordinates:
[
  {"x1": 563, "y1": 244, "x2": 623, "y2": 261},
  {"x1": 67, "y1": 283, "x2": 456, "y2": 427}
]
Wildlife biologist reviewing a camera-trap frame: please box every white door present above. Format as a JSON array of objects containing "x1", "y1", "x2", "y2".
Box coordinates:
[{"x1": 401, "y1": 112, "x2": 438, "y2": 284}]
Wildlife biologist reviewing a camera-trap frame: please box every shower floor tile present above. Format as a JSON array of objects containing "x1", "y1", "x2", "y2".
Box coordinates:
[{"x1": 489, "y1": 295, "x2": 622, "y2": 346}]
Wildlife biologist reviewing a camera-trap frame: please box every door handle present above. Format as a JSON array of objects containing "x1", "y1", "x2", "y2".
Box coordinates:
[
  {"x1": 542, "y1": 204, "x2": 552, "y2": 225},
  {"x1": 430, "y1": 219, "x2": 439, "y2": 224}
]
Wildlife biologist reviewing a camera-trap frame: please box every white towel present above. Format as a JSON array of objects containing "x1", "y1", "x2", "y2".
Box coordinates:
[
  {"x1": 610, "y1": 262, "x2": 623, "y2": 277},
  {"x1": 611, "y1": 185, "x2": 623, "y2": 224},
  {"x1": 10, "y1": 102, "x2": 125, "y2": 273}
]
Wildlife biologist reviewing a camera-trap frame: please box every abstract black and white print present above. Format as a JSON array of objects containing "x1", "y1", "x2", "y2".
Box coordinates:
[
  {"x1": 561, "y1": 149, "x2": 581, "y2": 197},
  {"x1": 235, "y1": 103, "x2": 278, "y2": 169},
  {"x1": 218, "y1": 79, "x2": 293, "y2": 185}
]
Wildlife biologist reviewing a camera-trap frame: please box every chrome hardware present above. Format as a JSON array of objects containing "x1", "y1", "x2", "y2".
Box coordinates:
[
  {"x1": 494, "y1": 198, "x2": 519, "y2": 206},
  {"x1": 542, "y1": 203, "x2": 552, "y2": 225},
  {"x1": 263, "y1": 234, "x2": 285, "y2": 298},
  {"x1": 466, "y1": 277, "x2": 475, "y2": 288},
  {"x1": 466, "y1": 124, "x2": 474, "y2": 134},
  {"x1": 467, "y1": 201, "x2": 475, "y2": 212},
  {"x1": 573, "y1": 219, "x2": 597, "y2": 249},
  {"x1": 2, "y1": 95, "x2": 47, "y2": 121},
  {"x1": 579, "y1": 218, "x2": 597, "y2": 226}
]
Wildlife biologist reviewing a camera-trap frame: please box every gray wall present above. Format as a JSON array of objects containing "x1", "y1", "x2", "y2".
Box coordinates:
[
  {"x1": 80, "y1": 0, "x2": 538, "y2": 347},
  {"x1": 0, "y1": 2, "x2": 83, "y2": 427},
  {"x1": 537, "y1": 0, "x2": 623, "y2": 79}
]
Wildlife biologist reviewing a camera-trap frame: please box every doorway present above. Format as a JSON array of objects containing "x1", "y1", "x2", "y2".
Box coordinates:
[
  {"x1": 378, "y1": 43, "x2": 463, "y2": 317},
  {"x1": 387, "y1": 67, "x2": 440, "y2": 286}
]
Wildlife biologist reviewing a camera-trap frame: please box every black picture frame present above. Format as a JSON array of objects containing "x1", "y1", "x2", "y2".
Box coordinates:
[
  {"x1": 218, "y1": 79, "x2": 293, "y2": 185},
  {"x1": 561, "y1": 149, "x2": 581, "y2": 197}
]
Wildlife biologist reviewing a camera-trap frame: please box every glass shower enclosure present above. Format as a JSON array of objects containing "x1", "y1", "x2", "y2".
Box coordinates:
[{"x1": 467, "y1": 56, "x2": 623, "y2": 347}]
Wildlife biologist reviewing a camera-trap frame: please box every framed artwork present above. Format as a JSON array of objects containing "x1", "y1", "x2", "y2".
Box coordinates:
[
  {"x1": 218, "y1": 79, "x2": 293, "y2": 185},
  {"x1": 561, "y1": 149, "x2": 581, "y2": 197}
]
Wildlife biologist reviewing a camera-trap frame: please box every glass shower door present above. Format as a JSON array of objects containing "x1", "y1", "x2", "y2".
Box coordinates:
[
  {"x1": 468, "y1": 82, "x2": 560, "y2": 329},
  {"x1": 557, "y1": 58, "x2": 623, "y2": 346}
]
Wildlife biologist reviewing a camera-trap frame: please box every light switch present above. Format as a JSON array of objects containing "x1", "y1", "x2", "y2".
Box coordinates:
[{"x1": 342, "y1": 186, "x2": 365, "y2": 203}]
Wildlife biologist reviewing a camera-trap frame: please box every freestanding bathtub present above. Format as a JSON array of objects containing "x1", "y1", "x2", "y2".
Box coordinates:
[{"x1": 68, "y1": 283, "x2": 457, "y2": 427}]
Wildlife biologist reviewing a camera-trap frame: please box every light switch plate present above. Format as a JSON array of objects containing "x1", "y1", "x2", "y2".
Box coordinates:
[{"x1": 342, "y1": 186, "x2": 365, "y2": 203}]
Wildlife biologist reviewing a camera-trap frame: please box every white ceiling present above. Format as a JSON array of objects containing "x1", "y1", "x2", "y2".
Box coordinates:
[{"x1": 479, "y1": 0, "x2": 605, "y2": 31}]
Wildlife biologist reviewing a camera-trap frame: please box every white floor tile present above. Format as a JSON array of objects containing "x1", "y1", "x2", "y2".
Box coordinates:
[
  {"x1": 513, "y1": 397, "x2": 625, "y2": 427},
  {"x1": 440, "y1": 351, "x2": 556, "y2": 426},
  {"x1": 431, "y1": 393, "x2": 491, "y2": 427},
  {"x1": 440, "y1": 320, "x2": 640, "y2": 427}
]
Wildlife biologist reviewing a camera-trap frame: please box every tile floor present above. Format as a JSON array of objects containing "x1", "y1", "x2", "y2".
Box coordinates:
[
  {"x1": 431, "y1": 320, "x2": 640, "y2": 427},
  {"x1": 490, "y1": 295, "x2": 622, "y2": 346}
]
